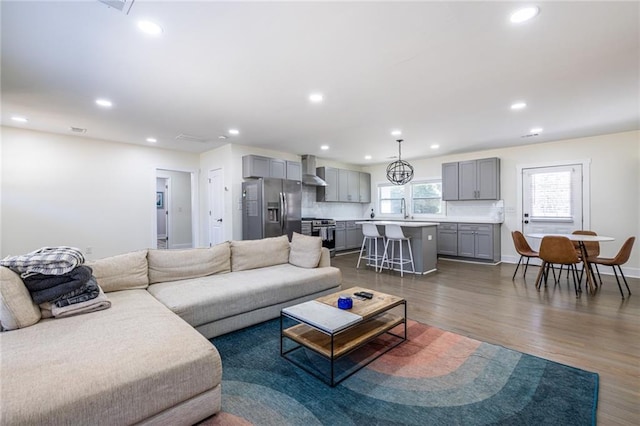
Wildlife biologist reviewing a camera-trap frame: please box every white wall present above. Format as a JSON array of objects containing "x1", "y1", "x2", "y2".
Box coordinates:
[
  {"x1": 1, "y1": 127, "x2": 199, "y2": 259},
  {"x1": 363, "y1": 130, "x2": 640, "y2": 275}
]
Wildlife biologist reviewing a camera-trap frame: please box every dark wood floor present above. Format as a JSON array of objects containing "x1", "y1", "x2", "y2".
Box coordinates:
[{"x1": 333, "y1": 253, "x2": 640, "y2": 425}]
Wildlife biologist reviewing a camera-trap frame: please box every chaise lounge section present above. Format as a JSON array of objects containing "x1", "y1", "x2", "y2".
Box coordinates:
[{"x1": 0, "y1": 234, "x2": 342, "y2": 425}]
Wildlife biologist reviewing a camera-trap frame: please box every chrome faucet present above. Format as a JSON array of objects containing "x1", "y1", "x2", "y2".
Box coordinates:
[{"x1": 401, "y1": 198, "x2": 409, "y2": 219}]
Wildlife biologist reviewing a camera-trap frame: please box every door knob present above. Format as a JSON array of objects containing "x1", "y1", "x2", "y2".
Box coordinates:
[{"x1": 217, "y1": 218, "x2": 223, "y2": 222}]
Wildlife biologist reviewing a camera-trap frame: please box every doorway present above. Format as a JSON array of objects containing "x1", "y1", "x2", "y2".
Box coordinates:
[
  {"x1": 155, "y1": 169, "x2": 196, "y2": 249},
  {"x1": 208, "y1": 168, "x2": 225, "y2": 246},
  {"x1": 518, "y1": 160, "x2": 590, "y2": 251}
]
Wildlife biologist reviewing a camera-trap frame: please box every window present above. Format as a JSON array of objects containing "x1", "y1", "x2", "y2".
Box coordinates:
[
  {"x1": 378, "y1": 179, "x2": 443, "y2": 216},
  {"x1": 530, "y1": 171, "x2": 572, "y2": 218},
  {"x1": 379, "y1": 184, "x2": 405, "y2": 214},
  {"x1": 411, "y1": 181, "x2": 443, "y2": 215}
]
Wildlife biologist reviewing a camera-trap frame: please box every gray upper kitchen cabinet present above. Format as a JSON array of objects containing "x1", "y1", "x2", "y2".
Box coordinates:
[
  {"x1": 442, "y1": 157, "x2": 500, "y2": 201},
  {"x1": 441, "y1": 162, "x2": 459, "y2": 201},
  {"x1": 458, "y1": 158, "x2": 500, "y2": 200},
  {"x1": 316, "y1": 167, "x2": 340, "y2": 202},
  {"x1": 286, "y1": 161, "x2": 302, "y2": 181},
  {"x1": 359, "y1": 172, "x2": 371, "y2": 203},
  {"x1": 243, "y1": 155, "x2": 300, "y2": 180},
  {"x1": 317, "y1": 167, "x2": 371, "y2": 203}
]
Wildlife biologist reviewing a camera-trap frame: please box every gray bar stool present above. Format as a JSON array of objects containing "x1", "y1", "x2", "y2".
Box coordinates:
[
  {"x1": 356, "y1": 223, "x2": 385, "y2": 271},
  {"x1": 380, "y1": 224, "x2": 415, "y2": 277}
]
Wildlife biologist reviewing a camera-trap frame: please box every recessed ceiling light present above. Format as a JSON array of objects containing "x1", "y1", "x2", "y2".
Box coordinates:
[
  {"x1": 391, "y1": 130, "x2": 402, "y2": 136},
  {"x1": 95, "y1": 99, "x2": 113, "y2": 108},
  {"x1": 137, "y1": 20, "x2": 163, "y2": 35},
  {"x1": 364, "y1": 155, "x2": 372, "y2": 160},
  {"x1": 228, "y1": 129, "x2": 240, "y2": 135},
  {"x1": 510, "y1": 6, "x2": 540, "y2": 24},
  {"x1": 320, "y1": 145, "x2": 329, "y2": 150},
  {"x1": 510, "y1": 102, "x2": 527, "y2": 110},
  {"x1": 218, "y1": 135, "x2": 228, "y2": 140},
  {"x1": 309, "y1": 93, "x2": 324, "y2": 103},
  {"x1": 530, "y1": 127, "x2": 543, "y2": 133},
  {"x1": 146, "y1": 137, "x2": 157, "y2": 143},
  {"x1": 430, "y1": 144, "x2": 440, "y2": 149},
  {"x1": 11, "y1": 116, "x2": 28, "y2": 123}
]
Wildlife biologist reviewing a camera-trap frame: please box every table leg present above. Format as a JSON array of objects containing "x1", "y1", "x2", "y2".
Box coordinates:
[{"x1": 579, "y1": 242, "x2": 595, "y2": 294}]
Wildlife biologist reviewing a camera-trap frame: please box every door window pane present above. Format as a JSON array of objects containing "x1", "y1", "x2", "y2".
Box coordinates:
[{"x1": 530, "y1": 171, "x2": 572, "y2": 218}]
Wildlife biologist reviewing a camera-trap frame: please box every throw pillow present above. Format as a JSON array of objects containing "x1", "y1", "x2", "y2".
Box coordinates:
[
  {"x1": 86, "y1": 250, "x2": 149, "y2": 293},
  {"x1": 289, "y1": 232, "x2": 322, "y2": 268},
  {"x1": 0, "y1": 266, "x2": 42, "y2": 330},
  {"x1": 230, "y1": 235, "x2": 290, "y2": 271},
  {"x1": 148, "y1": 242, "x2": 231, "y2": 284}
]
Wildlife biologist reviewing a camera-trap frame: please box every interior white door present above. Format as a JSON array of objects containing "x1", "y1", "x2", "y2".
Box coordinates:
[
  {"x1": 522, "y1": 164, "x2": 584, "y2": 250},
  {"x1": 208, "y1": 168, "x2": 224, "y2": 246}
]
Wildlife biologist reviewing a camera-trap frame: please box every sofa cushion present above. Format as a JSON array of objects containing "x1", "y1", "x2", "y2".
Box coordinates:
[
  {"x1": 0, "y1": 267, "x2": 41, "y2": 331},
  {"x1": 0, "y1": 290, "x2": 221, "y2": 425},
  {"x1": 87, "y1": 250, "x2": 149, "y2": 292},
  {"x1": 230, "y1": 235, "x2": 290, "y2": 271},
  {"x1": 289, "y1": 232, "x2": 322, "y2": 268},
  {"x1": 148, "y1": 242, "x2": 230, "y2": 284},
  {"x1": 147, "y1": 263, "x2": 342, "y2": 328}
]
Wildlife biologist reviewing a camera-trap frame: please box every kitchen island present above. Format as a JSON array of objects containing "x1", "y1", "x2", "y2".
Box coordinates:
[{"x1": 356, "y1": 221, "x2": 439, "y2": 274}]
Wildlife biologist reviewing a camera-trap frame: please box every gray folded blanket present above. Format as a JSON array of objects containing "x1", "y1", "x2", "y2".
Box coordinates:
[
  {"x1": 24, "y1": 265, "x2": 93, "y2": 304},
  {"x1": 40, "y1": 286, "x2": 111, "y2": 319},
  {"x1": 53, "y1": 276, "x2": 100, "y2": 308}
]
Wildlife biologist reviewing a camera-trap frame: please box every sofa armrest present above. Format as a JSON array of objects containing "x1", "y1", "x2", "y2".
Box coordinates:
[{"x1": 318, "y1": 247, "x2": 331, "y2": 267}]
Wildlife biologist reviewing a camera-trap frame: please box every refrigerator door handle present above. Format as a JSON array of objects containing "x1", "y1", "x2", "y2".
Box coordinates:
[{"x1": 281, "y1": 192, "x2": 287, "y2": 233}]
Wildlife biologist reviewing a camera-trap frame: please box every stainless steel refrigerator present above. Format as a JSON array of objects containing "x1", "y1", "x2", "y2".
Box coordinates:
[{"x1": 242, "y1": 178, "x2": 302, "y2": 240}]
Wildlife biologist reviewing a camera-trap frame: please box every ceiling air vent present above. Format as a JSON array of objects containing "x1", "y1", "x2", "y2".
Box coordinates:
[
  {"x1": 97, "y1": 0, "x2": 135, "y2": 14},
  {"x1": 175, "y1": 133, "x2": 209, "y2": 143},
  {"x1": 69, "y1": 127, "x2": 87, "y2": 134}
]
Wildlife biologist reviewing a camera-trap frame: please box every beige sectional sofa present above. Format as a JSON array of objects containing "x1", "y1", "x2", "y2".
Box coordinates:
[{"x1": 0, "y1": 234, "x2": 342, "y2": 425}]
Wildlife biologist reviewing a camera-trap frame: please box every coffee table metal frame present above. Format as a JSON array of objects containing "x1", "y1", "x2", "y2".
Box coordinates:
[{"x1": 280, "y1": 294, "x2": 406, "y2": 387}]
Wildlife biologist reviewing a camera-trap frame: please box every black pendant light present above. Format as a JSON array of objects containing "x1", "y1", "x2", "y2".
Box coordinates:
[{"x1": 386, "y1": 139, "x2": 414, "y2": 185}]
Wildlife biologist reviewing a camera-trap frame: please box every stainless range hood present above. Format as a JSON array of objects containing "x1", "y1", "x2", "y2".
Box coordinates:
[{"x1": 301, "y1": 155, "x2": 327, "y2": 186}]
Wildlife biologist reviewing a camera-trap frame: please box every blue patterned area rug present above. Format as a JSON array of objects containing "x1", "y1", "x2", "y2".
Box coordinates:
[{"x1": 204, "y1": 319, "x2": 598, "y2": 425}]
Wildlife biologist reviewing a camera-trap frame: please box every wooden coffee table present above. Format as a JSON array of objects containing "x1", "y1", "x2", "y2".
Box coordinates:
[{"x1": 280, "y1": 286, "x2": 406, "y2": 386}]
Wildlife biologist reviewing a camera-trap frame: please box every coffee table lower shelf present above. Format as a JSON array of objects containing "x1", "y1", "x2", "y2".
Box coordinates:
[{"x1": 280, "y1": 310, "x2": 406, "y2": 386}]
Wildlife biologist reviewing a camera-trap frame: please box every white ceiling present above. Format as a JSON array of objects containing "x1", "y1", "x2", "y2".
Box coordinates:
[{"x1": 2, "y1": 1, "x2": 638, "y2": 165}]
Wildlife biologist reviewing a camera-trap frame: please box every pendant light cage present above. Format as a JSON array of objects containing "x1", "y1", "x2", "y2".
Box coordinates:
[{"x1": 386, "y1": 139, "x2": 414, "y2": 185}]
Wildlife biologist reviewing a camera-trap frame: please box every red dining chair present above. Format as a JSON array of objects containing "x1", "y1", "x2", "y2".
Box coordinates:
[{"x1": 588, "y1": 237, "x2": 635, "y2": 299}]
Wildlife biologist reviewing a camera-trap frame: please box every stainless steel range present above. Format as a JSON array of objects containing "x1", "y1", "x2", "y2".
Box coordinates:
[{"x1": 301, "y1": 218, "x2": 336, "y2": 256}]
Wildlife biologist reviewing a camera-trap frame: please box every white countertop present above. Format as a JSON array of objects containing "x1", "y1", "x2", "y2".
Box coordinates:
[
  {"x1": 355, "y1": 220, "x2": 439, "y2": 227},
  {"x1": 336, "y1": 217, "x2": 503, "y2": 224}
]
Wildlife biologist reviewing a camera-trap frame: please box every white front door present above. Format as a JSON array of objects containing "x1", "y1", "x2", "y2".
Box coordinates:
[
  {"x1": 521, "y1": 162, "x2": 587, "y2": 250},
  {"x1": 208, "y1": 168, "x2": 224, "y2": 246}
]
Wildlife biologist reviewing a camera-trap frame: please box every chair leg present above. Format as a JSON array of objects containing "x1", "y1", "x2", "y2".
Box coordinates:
[
  {"x1": 594, "y1": 264, "x2": 603, "y2": 286},
  {"x1": 379, "y1": 239, "x2": 390, "y2": 273},
  {"x1": 614, "y1": 265, "x2": 632, "y2": 298},
  {"x1": 406, "y1": 239, "x2": 415, "y2": 274},
  {"x1": 356, "y1": 237, "x2": 367, "y2": 269},
  {"x1": 524, "y1": 257, "x2": 531, "y2": 276},
  {"x1": 571, "y1": 264, "x2": 580, "y2": 297},
  {"x1": 535, "y1": 261, "x2": 546, "y2": 290},
  {"x1": 512, "y1": 256, "x2": 523, "y2": 280},
  {"x1": 611, "y1": 266, "x2": 626, "y2": 299}
]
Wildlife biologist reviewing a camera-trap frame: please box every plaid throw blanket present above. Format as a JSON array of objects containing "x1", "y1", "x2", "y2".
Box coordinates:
[{"x1": 1, "y1": 246, "x2": 85, "y2": 278}]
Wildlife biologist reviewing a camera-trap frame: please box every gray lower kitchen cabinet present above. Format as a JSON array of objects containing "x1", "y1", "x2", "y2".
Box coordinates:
[
  {"x1": 346, "y1": 221, "x2": 362, "y2": 249},
  {"x1": 334, "y1": 221, "x2": 346, "y2": 251},
  {"x1": 456, "y1": 223, "x2": 500, "y2": 262},
  {"x1": 437, "y1": 223, "x2": 458, "y2": 255}
]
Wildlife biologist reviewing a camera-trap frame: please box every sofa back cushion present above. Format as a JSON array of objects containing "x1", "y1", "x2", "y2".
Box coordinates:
[
  {"x1": 0, "y1": 266, "x2": 41, "y2": 330},
  {"x1": 230, "y1": 236, "x2": 290, "y2": 272},
  {"x1": 148, "y1": 242, "x2": 231, "y2": 284},
  {"x1": 289, "y1": 232, "x2": 322, "y2": 268},
  {"x1": 87, "y1": 250, "x2": 149, "y2": 293}
]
